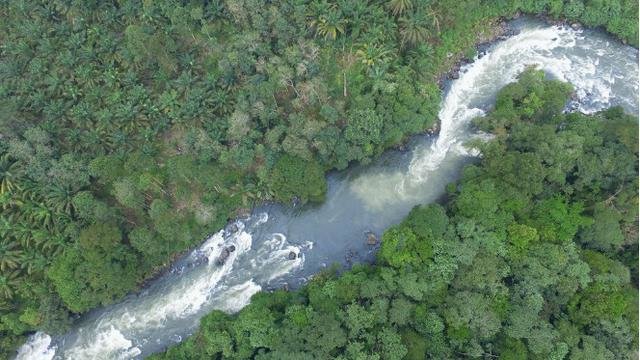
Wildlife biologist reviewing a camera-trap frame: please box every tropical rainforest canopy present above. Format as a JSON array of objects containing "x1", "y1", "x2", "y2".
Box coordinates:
[
  {"x1": 0, "y1": 0, "x2": 637, "y2": 357},
  {"x1": 154, "y1": 69, "x2": 639, "y2": 360}
]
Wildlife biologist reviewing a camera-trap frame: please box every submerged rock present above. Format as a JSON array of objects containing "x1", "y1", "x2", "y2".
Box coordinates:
[
  {"x1": 288, "y1": 251, "x2": 297, "y2": 260},
  {"x1": 227, "y1": 245, "x2": 236, "y2": 253},
  {"x1": 215, "y1": 248, "x2": 230, "y2": 266},
  {"x1": 345, "y1": 249, "x2": 359, "y2": 264}
]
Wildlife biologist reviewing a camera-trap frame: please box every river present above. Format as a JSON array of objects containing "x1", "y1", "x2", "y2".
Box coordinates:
[{"x1": 16, "y1": 18, "x2": 639, "y2": 360}]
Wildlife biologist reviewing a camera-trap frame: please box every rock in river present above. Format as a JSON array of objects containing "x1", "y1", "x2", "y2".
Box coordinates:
[
  {"x1": 215, "y1": 248, "x2": 230, "y2": 266},
  {"x1": 366, "y1": 232, "x2": 378, "y2": 245},
  {"x1": 288, "y1": 251, "x2": 297, "y2": 260}
]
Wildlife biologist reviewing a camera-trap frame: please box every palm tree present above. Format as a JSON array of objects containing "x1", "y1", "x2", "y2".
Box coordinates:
[
  {"x1": 308, "y1": 4, "x2": 347, "y2": 40},
  {"x1": 427, "y1": 7, "x2": 441, "y2": 34},
  {"x1": 0, "y1": 154, "x2": 19, "y2": 195},
  {"x1": 388, "y1": 0, "x2": 413, "y2": 16},
  {"x1": 45, "y1": 184, "x2": 76, "y2": 216},
  {"x1": 38, "y1": 231, "x2": 68, "y2": 257},
  {"x1": 12, "y1": 221, "x2": 34, "y2": 249},
  {"x1": 0, "y1": 239, "x2": 22, "y2": 272},
  {"x1": 17, "y1": 180, "x2": 41, "y2": 203},
  {"x1": 0, "y1": 299, "x2": 11, "y2": 311},
  {"x1": 20, "y1": 201, "x2": 54, "y2": 229},
  {"x1": 0, "y1": 270, "x2": 21, "y2": 299},
  {"x1": 0, "y1": 192, "x2": 13, "y2": 210},
  {"x1": 20, "y1": 250, "x2": 48, "y2": 275},
  {"x1": 399, "y1": 11, "x2": 430, "y2": 47},
  {"x1": 0, "y1": 215, "x2": 11, "y2": 237},
  {"x1": 336, "y1": 0, "x2": 368, "y2": 38},
  {"x1": 79, "y1": 128, "x2": 110, "y2": 156},
  {"x1": 356, "y1": 43, "x2": 392, "y2": 68},
  {"x1": 0, "y1": 215, "x2": 33, "y2": 249},
  {"x1": 211, "y1": 88, "x2": 234, "y2": 115}
]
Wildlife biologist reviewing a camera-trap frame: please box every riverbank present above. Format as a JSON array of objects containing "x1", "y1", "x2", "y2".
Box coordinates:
[
  {"x1": 152, "y1": 68, "x2": 639, "y2": 360},
  {"x1": 8, "y1": 1, "x2": 639, "y2": 357},
  {"x1": 136, "y1": 16, "x2": 520, "y2": 287},
  {"x1": 15, "y1": 16, "x2": 639, "y2": 359}
]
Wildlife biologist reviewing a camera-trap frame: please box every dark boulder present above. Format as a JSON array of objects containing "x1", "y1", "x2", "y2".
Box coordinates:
[
  {"x1": 227, "y1": 223, "x2": 239, "y2": 233},
  {"x1": 215, "y1": 248, "x2": 230, "y2": 266},
  {"x1": 288, "y1": 251, "x2": 297, "y2": 260},
  {"x1": 227, "y1": 245, "x2": 236, "y2": 253}
]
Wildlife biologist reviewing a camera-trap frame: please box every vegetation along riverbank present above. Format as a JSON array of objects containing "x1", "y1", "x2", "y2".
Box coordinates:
[
  {"x1": 153, "y1": 69, "x2": 639, "y2": 360},
  {"x1": 0, "y1": 0, "x2": 637, "y2": 357}
]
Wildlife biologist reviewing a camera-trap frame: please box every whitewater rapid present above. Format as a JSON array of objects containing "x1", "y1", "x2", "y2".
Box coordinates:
[
  {"x1": 351, "y1": 22, "x2": 638, "y2": 210},
  {"x1": 16, "y1": 20, "x2": 638, "y2": 360},
  {"x1": 18, "y1": 215, "x2": 305, "y2": 359}
]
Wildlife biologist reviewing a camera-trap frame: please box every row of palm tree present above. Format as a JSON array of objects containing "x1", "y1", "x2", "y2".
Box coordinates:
[
  {"x1": 307, "y1": 1, "x2": 441, "y2": 47},
  {"x1": 0, "y1": 152, "x2": 81, "y2": 300}
]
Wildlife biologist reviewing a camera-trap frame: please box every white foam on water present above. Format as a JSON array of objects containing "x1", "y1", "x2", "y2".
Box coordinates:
[
  {"x1": 15, "y1": 332, "x2": 56, "y2": 360},
  {"x1": 249, "y1": 233, "x2": 304, "y2": 282},
  {"x1": 64, "y1": 325, "x2": 141, "y2": 360},
  {"x1": 39, "y1": 212, "x2": 304, "y2": 359},
  {"x1": 52, "y1": 228, "x2": 252, "y2": 359},
  {"x1": 254, "y1": 212, "x2": 269, "y2": 226},
  {"x1": 213, "y1": 280, "x2": 263, "y2": 313},
  {"x1": 407, "y1": 25, "x2": 576, "y2": 182},
  {"x1": 351, "y1": 23, "x2": 638, "y2": 211}
]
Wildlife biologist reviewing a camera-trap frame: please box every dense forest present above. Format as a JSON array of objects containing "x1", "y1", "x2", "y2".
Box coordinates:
[
  {"x1": 0, "y1": 0, "x2": 638, "y2": 357},
  {"x1": 153, "y1": 69, "x2": 639, "y2": 360}
]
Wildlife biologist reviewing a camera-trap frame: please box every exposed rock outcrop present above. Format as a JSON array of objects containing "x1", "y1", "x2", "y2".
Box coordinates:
[{"x1": 366, "y1": 232, "x2": 378, "y2": 245}]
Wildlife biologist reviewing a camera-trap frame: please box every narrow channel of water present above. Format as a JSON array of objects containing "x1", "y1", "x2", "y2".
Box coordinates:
[{"x1": 16, "y1": 18, "x2": 639, "y2": 360}]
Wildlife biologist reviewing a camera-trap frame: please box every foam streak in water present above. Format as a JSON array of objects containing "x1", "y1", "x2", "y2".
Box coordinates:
[
  {"x1": 17, "y1": 214, "x2": 305, "y2": 360},
  {"x1": 15, "y1": 332, "x2": 56, "y2": 360},
  {"x1": 351, "y1": 23, "x2": 637, "y2": 211},
  {"x1": 408, "y1": 25, "x2": 577, "y2": 182}
]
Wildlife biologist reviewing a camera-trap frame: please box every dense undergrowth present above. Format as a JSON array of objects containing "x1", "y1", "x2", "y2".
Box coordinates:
[
  {"x1": 153, "y1": 69, "x2": 639, "y2": 360},
  {"x1": 0, "y1": 0, "x2": 637, "y2": 356}
]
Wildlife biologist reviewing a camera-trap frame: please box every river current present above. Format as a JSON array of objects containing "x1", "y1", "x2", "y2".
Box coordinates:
[{"x1": 16, "y1": 18, "x2": 639, "y2": 360}]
